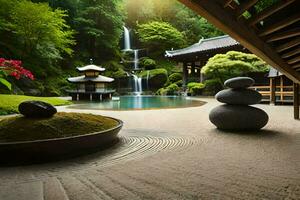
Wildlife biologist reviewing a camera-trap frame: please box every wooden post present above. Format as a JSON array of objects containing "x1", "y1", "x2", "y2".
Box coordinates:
[
  {"x1": 293, "y1": 83, "x2": 299, "y2": 119},
  {"x1": 191, "y1": 62, "x2": 196, "y2": 77},
  {"x1": 90, "y1": 94, "x2": 93, "y2": 101},
  {"x1": 183, "y1": 62, "x2": 188, "y2": 91},
  {"x1": 270, "y1": 77, "x2": 276, "y2": 105},
  {"x1": 100, "y1": 94, "x2": 102, "y2": 101},
  {"x1": 76, "y1": 94, "x2": 79, "y2": 101},
  {"x1": 280, "y1": 76, "x2": 284, "y2": 101}
]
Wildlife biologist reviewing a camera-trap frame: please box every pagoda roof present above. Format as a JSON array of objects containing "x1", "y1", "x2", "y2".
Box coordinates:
[
  {"x1": 165, "y1": 35, "x2": 240, "y2": 58},
  {"x1": 67, "y1": 75, "x2": 114, "y2": 83},
  {"x1": 77, "y1": 65, "x2": 105, "y2": 72}
]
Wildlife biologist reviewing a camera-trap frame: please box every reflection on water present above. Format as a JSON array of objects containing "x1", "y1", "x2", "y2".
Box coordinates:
[{"x1": 67, "y1": 96, "x2": 204, "y2": 110}]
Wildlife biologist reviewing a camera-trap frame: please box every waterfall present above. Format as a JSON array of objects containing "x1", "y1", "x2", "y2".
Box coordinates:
[
  {"x1": 134, "y1": 49, "x2": 139, "y2": 70},
  {"x1": 132, "y1": 74, "x2": 142, "y2": 95},
  {"x1": 146, "y1": 70, "x2": 150, "y2": 89},
  {"x1": 123, "y1": 26, "x2": 131, "y2": 50},
  {"x1": 122, "y1": 26, "x2": 143, "y2": 95}
]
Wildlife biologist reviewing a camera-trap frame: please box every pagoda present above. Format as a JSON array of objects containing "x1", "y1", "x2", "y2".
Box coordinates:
[{"x1": 67, "y1": 64, "x2": 115, "y2": 101}]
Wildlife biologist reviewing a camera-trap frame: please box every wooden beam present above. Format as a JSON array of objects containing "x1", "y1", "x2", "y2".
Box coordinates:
[
  {"x1": 287, "y1": 56, "x2": 300, "y2": 65},
  {"x1": 276, "y1": 37, "x2": 300, "y2": 52},
  {"x1": 259, "y1": 13, "x2": 300, "y2": 37},
  {"x1": 223, "y1": 0, "x2": 233, "y2": 8},
  {"x1": 267, "y1": 28, "x2": 300, "y2": 42},
  {"x1": 292, "y1": 63, "x2": 300, "y2": 69},
  {"x1": 177, "y1": 0, "x2": 300, "y2": 83},
  {"x1": 293, "y1": 83, "x2": 299, "y2": 119},
  {"x1": 281, "y1": 47, "x2": 300, "y2": 58},
  {"x1": 236, "y1": 0, "x2": 258, "y2": 18},
  {"x1": 247, "y1": 0, "x2": 295, "y2": 26}
]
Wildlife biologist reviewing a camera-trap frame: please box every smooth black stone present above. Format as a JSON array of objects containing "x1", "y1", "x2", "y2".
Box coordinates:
[
  {"x1": 216, "y1": 88, "x2": 262, "y2": 105},
  {"x1": 209, "y1": 105, "x2": 268, "y2": 131},
  {"x1": 224, "y1": 77, "x2": 254, "y2": 88},
  {"x1": 18, "y1": 101, "x2": 57, "y2": 118}
]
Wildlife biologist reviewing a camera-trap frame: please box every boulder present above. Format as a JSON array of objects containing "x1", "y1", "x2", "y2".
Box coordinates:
[
  {"x1": 19, "y1": 101, "x2": 57, "y2": 118},
  {"x1": 216, "y1": 88, "x2": 262, "y2": 105},
  {"x1": 209, "y1": 105, "x2": 268, "y2": 130},
  {"x1": 224, "y1": 77, "x2": 254, "y2": 88}
]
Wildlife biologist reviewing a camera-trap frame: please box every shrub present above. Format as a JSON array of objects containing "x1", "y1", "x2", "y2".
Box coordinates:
[
  {"x1": 202, "y1": 79, "x2": 222, "y2": 95},
  {"x1": 187, "y1": 82, "x2": 205, "y2": 96},
  {"x1": 169, "y1": 73, "x2": 182, "y2": 83},
  {"x1": 174, "y1": 80, "x2": 183, "y2": 87},
  {"x1": 201, "y1": 51, "x2": 269, "y2": 86},
  {"x1": 137, "y1": 21, "x2": 186, "y2": 54},
  {"x1": 140, "y1": 57, "x2": 156, "y2": 70},
  {"x1": 156, "y1": 83, "x2": 179, "y2": 95}
]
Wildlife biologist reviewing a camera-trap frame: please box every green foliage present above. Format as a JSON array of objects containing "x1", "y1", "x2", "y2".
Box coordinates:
[
  {"x1": 139, "y1": 68, "x2": 167, "y2": 78},
  {"x1": 74, "y1": 0, "x2": 124, "y2": 61},
  {"x1": 137, "y1": 21, "x2": 186, "y2": 55},
  {"x1": 172, "y1": 5, "x2": 223, "y2": 44},
  {"x1": 156, "y1": 59, "x2": 178, "y2": 73},
  {"x1": 156, "y1": 83, "x2": 179, "y2": 95},
  {"x1": 0, "y1": 113, "x2": 118, "y2": 142},
  {"x1": 169, "y1": 73, "x2": 182, "y2": 83},
  {"x1": 140, "y1": 68, "x2": 168, "y2": 89},
  {"x1": 0, "y1": 78, "x2": 11, "y2": 91},
  {"x1": 0, "y1": 94, "x2": 71, "y2": 115},
  {"x1": 202, "y1": 79, "x2": 223, "y2": 95},
  {"x1": 140, "y1": 57, "x2": 156, "y2": 70},
  {"x1": 187, "y1": 82, "x2": 205, "y2": 96},
  {"x1": 103, "y1": 61, "x2": 127, "y2": 79},
  {"x1": 201, "y1": 51, "x2": 269, "y2": 86},
  {"x1": 1, "y1": 0, "x2": 74, "y2": 63},
  {"x1": 124, "y1": 0, "x2": 223, "y2": 45}
]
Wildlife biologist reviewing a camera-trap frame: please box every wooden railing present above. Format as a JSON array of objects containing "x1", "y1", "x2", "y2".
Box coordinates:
[{"x1": 249, "y1": 85, "x2": 294, "y2": 103}]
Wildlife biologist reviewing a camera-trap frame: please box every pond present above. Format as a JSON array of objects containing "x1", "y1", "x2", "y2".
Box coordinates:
[{"x1": 67, "y1": 96, "x2": 205, "y2": 110}]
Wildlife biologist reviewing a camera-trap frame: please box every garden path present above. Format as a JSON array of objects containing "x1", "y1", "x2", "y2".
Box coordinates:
[{"x1": 0, "y1": 98, "x2": 299, "y2": 200}]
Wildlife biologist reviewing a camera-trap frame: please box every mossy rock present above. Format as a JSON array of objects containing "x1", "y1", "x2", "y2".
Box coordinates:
[
  {"x1": 139, "y1": 68, "x2": 168, "y2": 89},
  {"x1": 0, "y1": 112, "x2": 119, "y2": 142},
  {"x1": 156, "y1": 83, "x2": 180, "y2": 95}
]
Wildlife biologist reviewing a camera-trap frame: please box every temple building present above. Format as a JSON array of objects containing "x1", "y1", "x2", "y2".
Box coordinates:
[
  {"x1": 67, "y1": 64, "x2": 115, "y2": 101},
  {"x1": 165, "y1": 35, "x2": 295, "y2": 104},
  {"x1": 165, "y1": 35, "x2": 246, "y2": 88}
]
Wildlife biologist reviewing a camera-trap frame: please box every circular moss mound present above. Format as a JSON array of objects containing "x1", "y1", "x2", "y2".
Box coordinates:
[{"x1": 0, "y1": 112, "x2": 119, "y2": 142}]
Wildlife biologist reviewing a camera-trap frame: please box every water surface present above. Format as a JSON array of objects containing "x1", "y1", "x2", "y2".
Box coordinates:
[{"x1": 67, "y1": 96, "x2": 205, "y2": 110}]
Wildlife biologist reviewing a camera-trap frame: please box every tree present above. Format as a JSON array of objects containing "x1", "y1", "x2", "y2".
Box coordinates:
[
  {"x1": 124, "y1": 0, "x2": 223, "y2": 45},
  {"x1": 74, "y1": 0, "x2": 124, "y2": 62},
  {"x1": 0, "y1": 0, "x2": 74, "y2": 69},
  {"x1": 137, "y1": 21, "x2": 186, "y2": 56},
  {"x1": 201, "y1": 51, "x2": 269, "y2": 86}
]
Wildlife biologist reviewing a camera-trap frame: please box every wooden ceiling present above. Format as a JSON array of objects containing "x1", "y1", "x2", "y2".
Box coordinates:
[{"x1": 177, "y1": 0, "x2": 300, "y2": 83}]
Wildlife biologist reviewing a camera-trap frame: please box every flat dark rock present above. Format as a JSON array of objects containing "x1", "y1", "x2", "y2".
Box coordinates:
[
  {"x1": 209, "y1": 105, "x2": 268, "y2": 131},
  {"x1": 18, "y1": 101, "x2": 57, "y2": 118},
  {"x1": 216, "y1": 88, "x2": 262, "y2": 105},
  {"x1": 224, "y1": 77, "x2": 254, "y2": 88}
]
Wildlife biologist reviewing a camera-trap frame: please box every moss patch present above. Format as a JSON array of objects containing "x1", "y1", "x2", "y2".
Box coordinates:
[
  {"x1": 0, "y1": 94, "x2": 71, "y2": 115},
  {"x1": 0, "y1": 112, "x2": 119, "y2": 142}
]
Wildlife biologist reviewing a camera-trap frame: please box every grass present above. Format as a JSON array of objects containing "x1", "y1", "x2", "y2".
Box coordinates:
[
  {"x1": 0, "y1": 112, "x2": 119, "y2": 142},
  {"x1": 0, "y1": 94, "x2": 71, "y2": 115}
]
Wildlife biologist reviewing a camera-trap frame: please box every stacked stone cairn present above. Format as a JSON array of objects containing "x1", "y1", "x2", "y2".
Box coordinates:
[{"x1": 209, "y1": 77, "x2": 269, "y2": 131}]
